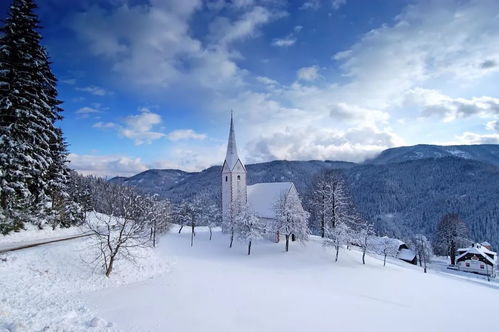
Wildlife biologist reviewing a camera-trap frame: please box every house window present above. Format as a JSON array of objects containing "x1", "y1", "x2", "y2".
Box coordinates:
[
  {"x1": 225, "y1": 176, "x2": 228, "y2": 182},
  {"x1": 480, "y1": 265, "x2": 484, "y2": 269},
  {"x1": 465, "y1": 263, "x2": 470, "y2": 267},
  {"x1": 237, "y1": 175, "x2": 241, "y2": 181}
]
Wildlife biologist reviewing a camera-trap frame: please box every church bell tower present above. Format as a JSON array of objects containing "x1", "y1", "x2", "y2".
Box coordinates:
[{"x1": 222, "y1": 112, "x2": 247, "y2": 223}]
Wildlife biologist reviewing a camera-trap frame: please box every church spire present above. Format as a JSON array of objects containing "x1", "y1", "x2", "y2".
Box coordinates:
[{"x1": 225, "y1": 110, "x2": 240, "y2": 170}]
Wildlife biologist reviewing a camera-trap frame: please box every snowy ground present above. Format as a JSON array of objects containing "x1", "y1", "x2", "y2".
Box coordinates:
[{"x1": 2, "y1": 225, "x2": 499, "y2": 332}]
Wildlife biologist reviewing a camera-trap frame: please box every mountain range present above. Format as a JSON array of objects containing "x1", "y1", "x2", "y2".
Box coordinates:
[{"x1": 110, "y1": 144, "x2": 499, "y2": 248}]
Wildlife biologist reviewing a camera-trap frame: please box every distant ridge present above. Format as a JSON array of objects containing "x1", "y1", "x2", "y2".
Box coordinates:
[
  {"x1": 365, "y1": 144, "x2": 499, "y2": 166},
  {"x1": 109, "y1": 144, "x2": 499, "y2": 249}
]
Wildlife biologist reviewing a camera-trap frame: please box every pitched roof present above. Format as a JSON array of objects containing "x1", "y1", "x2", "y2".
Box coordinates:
[
  {"x1": 457, "y1": 245, "x2": 497, "y2": 265},
  {"x1": 224, "y1": 112, "x2": 241, "y2": 171},
  {"x1": 247, "y1": 182, "x2": 294, "y2": 219}
]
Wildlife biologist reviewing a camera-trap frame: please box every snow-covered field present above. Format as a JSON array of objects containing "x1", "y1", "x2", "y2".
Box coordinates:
[{"x1": 2, "y1": 225, "x2": 499, "y2": 332}]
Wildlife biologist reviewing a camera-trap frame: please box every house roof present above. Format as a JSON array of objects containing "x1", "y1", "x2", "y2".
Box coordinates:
[
  {"x1": 398, "y1": 248, "x2": 416, "y2": 262},
  {"x1": 247, "y1": 182, "x2": 294, "y2": 219},
  {"x1": 457, "y1": 245, "x2": 497, "y2": 265}
]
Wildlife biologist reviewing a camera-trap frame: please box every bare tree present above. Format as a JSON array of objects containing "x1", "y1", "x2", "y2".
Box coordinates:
[
  {"x1": 308, "y1": 170, "x2": 352, "y2": 238},
  {"x1": 353, "y1": 217, "x2": 375, "y2": 265},
  {"x1": 375, "y1": 236, "x2": 399, "y2": 267},
  {"x1": 145, "y1": 195, "x2": 172, "y2": 248},
  {"x1": 411, "y1": 234, "x2": 433, "y2": 273},
  {"x1": 324, "y1": 222, "x2": 351, "y2": 262},
  {"x1": 234, "y1": 204, "x2": 265, "y2": 255},
  {"x1": 84, "y1": 184, "x2": 151, "y2": 277},
  {"x1": 434, "y1": 213, "x2": 468, "y2": 265}
]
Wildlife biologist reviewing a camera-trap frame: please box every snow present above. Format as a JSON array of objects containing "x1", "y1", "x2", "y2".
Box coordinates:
[
  {"x1": 0, "y1": 212, "x2": 104, "y2": 252},
  {"x1": 247, "y1": 182, "x2": 294, "y2": 219},
  {"x1": 0, "y1": 218, "x2": 167, "y2": 331},
  {"x1": 3, "y1": 225, "x2": 499, "y2": 332}
]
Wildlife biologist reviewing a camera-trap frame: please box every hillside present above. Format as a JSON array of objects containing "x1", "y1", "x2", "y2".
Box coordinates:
[
  {"x1": 3, "y1": 226, "x2": 499, "y2": 331},
  {"x1": 110, "y1": 144, "x2": 499, "y2": 248}
]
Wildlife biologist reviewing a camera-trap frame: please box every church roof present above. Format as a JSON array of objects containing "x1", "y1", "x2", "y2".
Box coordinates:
[
  {"x1": 247, "y1": 182, "x2": 294, "y2": 219},
  {"x1": 224, "y1": 112, "x2": 242, "y2": 171}
]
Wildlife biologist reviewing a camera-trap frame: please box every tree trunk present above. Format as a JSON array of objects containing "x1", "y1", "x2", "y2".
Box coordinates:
[
  {"x1": 362, "y1": 249, "x2": 366, "y2": 265},
  {"x1": 248, "y1": 240, "x2": 252, "y2": 255},
  {"x1": 450, "y1": 240, "x2": 456, "y2": 265},
  {"x1": 190, "y1": 223, "x2": 195, "y2": 247},
  {"x1": 291, "y1": 234, "x2": 296, "y2": 242},
  {"x1": 178, "y1": 225, "x2": 183, "y2": 234},
  {"x1": 335, "y1": 245, "x2": 339, "y2": 262},
  {"x1": 285, "y1": 234, "x2": 290, "y2": 252},
  {"x1": 229, "y1": 230, "x2": 234, "y2": 248},
  {"x1": 383, "y1": 254, "x2": 387, "y2": 266},
  {"x1": 106, "y1": 257, "x2": 115, "y2": 277},
  {"x1": 321, "y1": 215, "x2": 325, "y2": 238},
  {"x1": 152, "y1": 227, "x2": 156, "y2": 248},
  {"x1": 209, "y1": 227, "x2": 212, "y2": 240}
]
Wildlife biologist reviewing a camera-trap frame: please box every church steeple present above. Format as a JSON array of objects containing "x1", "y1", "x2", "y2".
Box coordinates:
[
  {"x1": 224, "y1": 111, "x2": 244, "y2": 170},
  {"x1": 222, "y1": 111, "x2": 247, "y2": 223}
]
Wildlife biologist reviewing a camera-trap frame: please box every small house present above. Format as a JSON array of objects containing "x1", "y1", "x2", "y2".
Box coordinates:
[{"x1": 456, "y1": 243, "x2": 496, "y2": 276}]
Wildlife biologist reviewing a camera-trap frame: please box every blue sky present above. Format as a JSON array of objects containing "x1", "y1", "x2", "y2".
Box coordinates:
[{"x1": 2, "y1": 0, "x2": 499, "y2": 176}]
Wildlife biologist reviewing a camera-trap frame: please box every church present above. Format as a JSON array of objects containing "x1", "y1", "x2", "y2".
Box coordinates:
[{"x1": 221, "y1": 113, "x2": 303, "y2": 237}]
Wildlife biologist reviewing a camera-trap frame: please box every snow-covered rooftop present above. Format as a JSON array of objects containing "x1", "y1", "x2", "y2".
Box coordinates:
[
  {"x1": 247, "y1": 182, "x2": 294, "y2": 219},
  {"x1": 397, "y1": 248, "x2": 416, "y2": 262},
  {"x1": 457, "y1": 245, "x2": 497, "y2": 266}
]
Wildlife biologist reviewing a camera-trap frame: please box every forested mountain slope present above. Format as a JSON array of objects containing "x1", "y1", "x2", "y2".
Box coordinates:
[
  {"x1": 367, "y1": 144, "x2": 499, "y2": 166},
  {"x1": 110, "y1": 145, "x2": 499, "y2": 248}
]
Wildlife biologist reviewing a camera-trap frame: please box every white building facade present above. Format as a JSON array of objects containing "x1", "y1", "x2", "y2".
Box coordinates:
[{"x1": 221, "y1": 114, "x2": 304, "y2": 232}]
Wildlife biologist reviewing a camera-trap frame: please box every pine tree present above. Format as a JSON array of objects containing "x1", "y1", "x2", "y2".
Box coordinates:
[{"x1": 0, "y1": 0, "x2": 74, "y2": 232}]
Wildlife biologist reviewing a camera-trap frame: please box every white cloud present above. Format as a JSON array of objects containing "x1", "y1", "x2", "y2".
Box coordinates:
[
  {"x1": 457, "y1": 132, "x2": 499, "y2": 144},
  {"x1": 272, "y1": 35, "x2": 296, "y2": 47},
  {"x1": 332, "y1": 0, "x2": 346, "y2": 10},
  {"x1": 256, "y1": 76, "x2": 279, "y2": 86},
  {"x1": 120, "y1": 108, "x2": 165, "y2": 145},
  {"x1": 300, "y1": 0, "x2": 320, "y2": 10},
  {"x1": 68, "y1": 153, "x2": 148, "y2": 177},
  {"x1": 76, "y1": 85, "x2": 109, "y2": 96},
  {"x1": 246, "y1": 125, "x2": 401, "y2": 163},
  {"x1": 486, "y1": 120, "x2": 499, "y2": 133},
  {"x1": 167, "y1": 129, "x2": 207, "y2": 141},
  {"x1": 297, "y1": 65, "x2": 320, "y2": 81},
  {"x1": 71, "y1": 3, "x2": 281, "y2": 92},
  {"x1": 93, "y1": 121, "x2": 115, "y2": 129},
  {"x1": 76, "y1": 106, "x2": 101, "y2": 118},
  {"x1": 405, "y1": 88, "x2": 499, "y2": 121}
]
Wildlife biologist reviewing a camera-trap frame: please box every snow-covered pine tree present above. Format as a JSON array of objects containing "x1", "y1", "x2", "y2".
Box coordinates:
[
  {"x1": 273, "y1": 192, "x2": 309, "y2": 252},
  {"x1": 0, "y1": 0, "x2": 73, "y2": 232}
]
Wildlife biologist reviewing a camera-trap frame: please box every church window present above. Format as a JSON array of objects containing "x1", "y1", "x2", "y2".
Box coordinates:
[
  {"x1": 237, "y1": 175, "x2": 241, "y2": 181},
  {"x1": 225, "y1": 176, "x2": 228, "y2": 182}
]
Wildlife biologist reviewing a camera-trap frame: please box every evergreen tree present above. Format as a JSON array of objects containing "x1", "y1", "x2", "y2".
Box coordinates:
[{"x1": 0, "y1": 0, "x2": 75, "y2": 232}]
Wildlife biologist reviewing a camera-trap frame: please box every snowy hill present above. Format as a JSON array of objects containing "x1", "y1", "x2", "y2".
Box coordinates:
[
  {"x1": 2, "y1": 226, "x2": 499, "y2": 331},
  {"x1": 366, "y1": 144, "x2": 499, "y2": 165}
]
